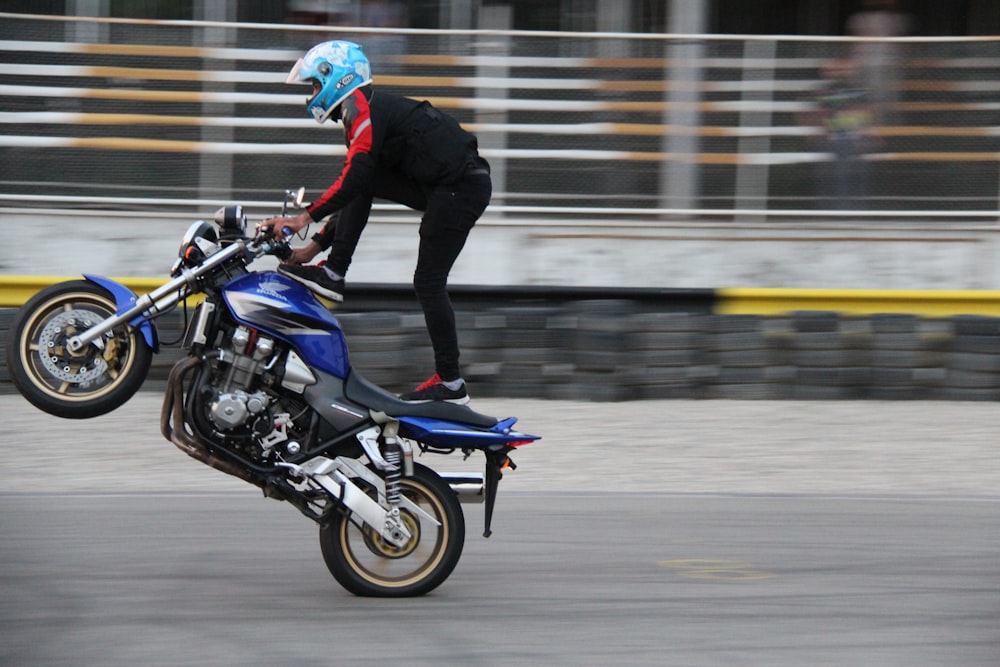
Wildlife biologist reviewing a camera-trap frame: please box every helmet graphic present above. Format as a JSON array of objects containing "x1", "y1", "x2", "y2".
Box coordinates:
[{"x1": 286, "y1": 40, "x2": 372, "y2": 124}]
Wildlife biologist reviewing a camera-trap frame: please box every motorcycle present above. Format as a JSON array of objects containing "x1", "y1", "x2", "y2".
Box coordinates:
[{"x1": 5, "y1": 188, "x2": 539, "y2": 597}]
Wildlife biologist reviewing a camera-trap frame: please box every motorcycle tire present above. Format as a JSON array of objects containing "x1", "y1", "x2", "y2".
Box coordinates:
[
  {"x1": 319, "y1": 462, "x2": 465, "y2": 597},
  {"x1": 6, "y1": 280, "x2": 153, "y2": 419}
]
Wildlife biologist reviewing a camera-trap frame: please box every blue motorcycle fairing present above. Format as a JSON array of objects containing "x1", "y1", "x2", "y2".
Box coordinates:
[
  {"x1": 397, "y1": 415, "x2": 540, "y2": 450},
  {"x1": 222, "y1": 271, "x2": 349, "y2": 378},
  {"x1": 83, "y1": 274, "x2": 159, "y2": 352}
]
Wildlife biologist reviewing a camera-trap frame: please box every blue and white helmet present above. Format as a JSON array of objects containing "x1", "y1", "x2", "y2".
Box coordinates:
[{"x1": 286, "y1": 40, "x2": 372, "y2": 124}]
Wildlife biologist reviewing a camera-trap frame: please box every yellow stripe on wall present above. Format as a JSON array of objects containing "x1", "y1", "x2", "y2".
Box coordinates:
[
  {"x1": 6, "y1": 279, "x2": 1000, "y2": 319},
  {"x1": 717, "y1": 288, "x2": 1000, "y2": 317},
  {"x1": 79, "y1": 42, "x2": 208, "y2": 58},
  {"x1": 68, "y1": 137, "x2": 203, "y2": 152},
  {"x1": 0, "y1": 277, "x2": 181, "y2": 308},
  {"x1": 83, "y1": 65, "x2": 209, "y2": 81}
]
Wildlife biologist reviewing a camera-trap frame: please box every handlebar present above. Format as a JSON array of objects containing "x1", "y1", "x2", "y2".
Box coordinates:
[
  {"x1": 248, "y1": 223, "x2": 293, "y2": 261},
  {"x1": 218, "y1": 188, "x2": 309, "y2": 258}
]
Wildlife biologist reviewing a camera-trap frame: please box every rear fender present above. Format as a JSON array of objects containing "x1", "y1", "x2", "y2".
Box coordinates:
[
  {"x1": 398, "y1": 415, "x2": 539, "y2": 539},
  {"x1": 396, "y1": 415, "x2": 539, "y2": 451},
  {"x1": 83, "y1": 274, "x2": 159, "y2": 352}
]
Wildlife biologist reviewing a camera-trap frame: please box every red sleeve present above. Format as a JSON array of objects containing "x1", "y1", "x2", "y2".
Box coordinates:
[{"x1": 307, "y1": 89, "x2": 375, "y2": 221}]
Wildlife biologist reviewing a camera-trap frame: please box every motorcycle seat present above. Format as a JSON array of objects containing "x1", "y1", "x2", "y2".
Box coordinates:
[{"x1": 344, "y1": 368, "x2": 499, "y2": 428}]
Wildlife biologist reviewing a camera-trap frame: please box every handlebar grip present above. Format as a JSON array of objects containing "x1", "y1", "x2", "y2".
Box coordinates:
[{"x1": 272, "y1": 243, "x2": 292, "y2": 261}]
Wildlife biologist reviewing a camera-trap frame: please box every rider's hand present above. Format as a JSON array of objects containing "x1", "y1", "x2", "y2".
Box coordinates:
[
  {"x1": 286, "y1": 241, "x2": 322, "y2": 266},
  {"x1": 261, "y1": 212, "x2": 311, "y2": 241}
]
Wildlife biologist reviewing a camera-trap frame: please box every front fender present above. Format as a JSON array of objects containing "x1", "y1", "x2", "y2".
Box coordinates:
[{"x1": 83, "y1": 274, "x2": 160, "y2": 352}]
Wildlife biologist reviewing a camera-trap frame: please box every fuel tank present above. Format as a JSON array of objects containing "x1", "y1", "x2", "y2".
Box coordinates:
[{"x1": 222, "y1": 271, "x2": 350, "y2": 378}]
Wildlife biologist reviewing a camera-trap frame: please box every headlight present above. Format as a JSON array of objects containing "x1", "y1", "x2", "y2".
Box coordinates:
[
  {"x1": 177, "y1": 220, "x2": 220, "y2": 264},
  {"x1": 214, "y1": 205, "x2": 247, "y2": 240}
]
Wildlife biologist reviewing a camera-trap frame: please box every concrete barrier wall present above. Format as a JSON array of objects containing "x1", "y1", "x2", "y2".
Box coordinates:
[
  {"x1": 5, "y1": 212, "x2": 1000, "y2": 291},
  {"x1": 5, "y1": 302, "x2": 1000, "y2": 402}
]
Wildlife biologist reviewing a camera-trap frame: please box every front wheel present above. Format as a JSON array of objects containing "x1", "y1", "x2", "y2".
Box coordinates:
[
  {"x1": 319, "y1": 463, "x2": 465, "y2": 597},
  {"x1": 6, "y1": 280, "x2": 153, "y2": 419}
]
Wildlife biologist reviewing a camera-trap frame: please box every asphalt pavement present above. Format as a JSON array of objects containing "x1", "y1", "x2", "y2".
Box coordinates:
[
  {"x1": 3, "y1": 392, "x2": 1000, "y2": 666},
  {"x1": 2, "y1": 492, "x2": 999, "y2": 666},
  {"x1": 3, "y1": 392, "x2": 999, "y2": 496}
]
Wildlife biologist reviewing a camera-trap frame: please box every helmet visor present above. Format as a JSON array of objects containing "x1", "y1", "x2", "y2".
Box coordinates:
[{"x1": 285, "y1": 57, "x2": 306, "y2": 85}]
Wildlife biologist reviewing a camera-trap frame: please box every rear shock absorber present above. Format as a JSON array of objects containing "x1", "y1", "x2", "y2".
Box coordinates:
[{"x1": 383, "y1": 442, "x2": 402, "y2": 506}]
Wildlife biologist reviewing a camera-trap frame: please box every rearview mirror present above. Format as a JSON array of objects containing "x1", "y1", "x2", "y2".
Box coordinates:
[{"x1": 288, "y1": 187, "x2": 306, "y2": 209}]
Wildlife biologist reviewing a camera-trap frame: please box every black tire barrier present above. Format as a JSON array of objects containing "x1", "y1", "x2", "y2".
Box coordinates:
[{"x1": 4, "y1": 285, "x2": 1000, "y2": 401}]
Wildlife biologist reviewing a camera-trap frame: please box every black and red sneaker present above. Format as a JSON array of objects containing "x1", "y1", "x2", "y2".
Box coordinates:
[
  {"x1": 278, "y1": 264, "x2": 344, "y2": 302},
  {"x1": 399, "y1": 373, "x2": 470, "y2": 405}
]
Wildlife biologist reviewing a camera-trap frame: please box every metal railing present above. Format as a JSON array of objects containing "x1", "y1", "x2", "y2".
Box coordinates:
[{"x1": 1, "y1": 12, "x2": 1000, "y2": 219}]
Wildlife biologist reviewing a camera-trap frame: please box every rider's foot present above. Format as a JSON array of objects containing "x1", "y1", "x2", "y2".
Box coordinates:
[
  {"x1": 400, "y1": 374, "x2": 470, "y2": 405},
  {"x1": 278, "y1": 264, "x2": 344, "y2": 302}
]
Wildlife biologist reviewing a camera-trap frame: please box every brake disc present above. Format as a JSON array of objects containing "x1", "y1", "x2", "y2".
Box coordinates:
[{"x1": 37, "y1": 308, "x2": 111, "y2": 384}]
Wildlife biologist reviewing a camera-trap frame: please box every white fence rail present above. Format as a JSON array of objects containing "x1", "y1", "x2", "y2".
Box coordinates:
[{"x1": 1, "y1": 12, "x2": 1000, "y2": 218}]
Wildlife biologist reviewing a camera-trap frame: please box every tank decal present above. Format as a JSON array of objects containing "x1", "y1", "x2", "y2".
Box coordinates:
[{"x1": 223, "y1": 272, "x2": 349, "y2": 377}]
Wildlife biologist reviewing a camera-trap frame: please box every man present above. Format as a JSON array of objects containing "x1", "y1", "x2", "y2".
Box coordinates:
[
  {"x1": 263, "y1": 40, "x2": 490, "y2": 405},
  {"x1": 811, "y1": 58, "x2": 874, "y2": 210}
]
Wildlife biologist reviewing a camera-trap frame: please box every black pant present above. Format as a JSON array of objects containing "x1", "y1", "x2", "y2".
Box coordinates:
[{"x1": 326, "y1": 167, "x2": 491, "y2": 382}]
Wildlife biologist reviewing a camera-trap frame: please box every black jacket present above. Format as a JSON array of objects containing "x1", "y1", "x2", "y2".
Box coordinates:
[{"x1": 306, "y1": 87, "x2": 481, "y2": 223}]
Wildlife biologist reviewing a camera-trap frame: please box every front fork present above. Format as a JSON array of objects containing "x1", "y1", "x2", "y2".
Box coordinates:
[{"x1": 80, "y1": 274, "x2": 161, "y2": 352}]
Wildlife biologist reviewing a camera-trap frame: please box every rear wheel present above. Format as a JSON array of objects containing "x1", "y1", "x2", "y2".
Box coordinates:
[
  {"x1": 319, "y1": 463, "x2": 465, "y2": 597},
  {"x1": 6, "y1": 280, "x2": 153, "y2": 418}
]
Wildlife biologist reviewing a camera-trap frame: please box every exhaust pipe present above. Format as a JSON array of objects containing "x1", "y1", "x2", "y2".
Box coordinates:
[{"x1": 440, "y1": 473, "x2": 485, "y2": 504}]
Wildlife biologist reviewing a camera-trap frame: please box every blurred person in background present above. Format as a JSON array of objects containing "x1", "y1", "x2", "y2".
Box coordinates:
[
  {"x1": 285, "y1": 0, "x2": 350, "y2": 47},
  {"x1": 361, "y1": 0, "x2": 407, "y2": 71},
  {"x1": 803, "y1": 58, "x2": 875, "y2": 210},
  {"x1": 262, "y1": 40, "x2": 491, "y2": 405},
  {"x1": 847, "y1": 0, "x2": 913, "y2": 124}
]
